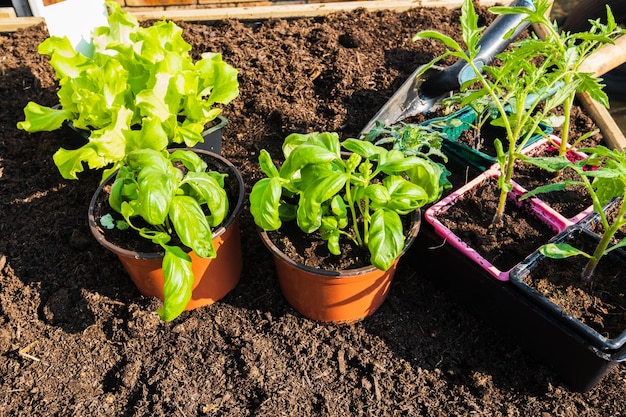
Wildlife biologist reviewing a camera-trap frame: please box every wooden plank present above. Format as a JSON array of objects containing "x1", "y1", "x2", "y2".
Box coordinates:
[
  {"x1": 128, "y1": 1, "x2": 501, "y2": 21},
  {"x1": 126, "y1": 0, "x2": 195, "y2": 7},
  {"x1": 0, "y1": 0, "x2": 505, "y2": 32},
  {"x1": 578, "y1": 94, "x2": 626, "y2": 150},
  {"x1": 0, "y1": 16, "x2": 43, "y2": 31},
  {"x1": 0, "y1": 7, "x2": 17, "y2": 18},
  {"x1": 197, "y1": 0, "x2": 274, "y2": 5}
]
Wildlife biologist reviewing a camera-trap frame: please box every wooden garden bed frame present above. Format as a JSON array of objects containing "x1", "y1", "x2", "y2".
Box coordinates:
[
  {"x1": 1, "y1": 0, "x2": 625, "y2": 149},
  {"x1": 0, "y1": 0, "x2": 505, "y2": 32}
]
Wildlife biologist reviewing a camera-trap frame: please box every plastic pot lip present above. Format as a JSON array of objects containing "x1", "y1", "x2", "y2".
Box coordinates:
[
  {"x1": 87, "y1": 149, "x2": 245, "y2": 261},
  {"x1": 510, "y1": 226, "x2": 626, "y2": 353},
  {"x1": 579, "y1": 198, "x2": 623, "y2": 232},
  {"x1": 434, "y1": 111, "x2": 553, "y2": 172},
  {"x1": 258, "y1": 210, "x2": 422, "y2": 277},
  {"x1": 424, "y1": 167, "x2": 568, "y2": 282}
]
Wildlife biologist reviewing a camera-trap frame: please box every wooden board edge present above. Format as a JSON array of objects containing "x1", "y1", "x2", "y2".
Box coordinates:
[
  {"x1": 129, "y1": 0, "x2": 503, "y2": 21},
  {"x1": 0, "y1": 0, "x2": 505, "y2": 32},
  {"x1": 0, "y1": 16, "x2": 43, "y2": 32}
]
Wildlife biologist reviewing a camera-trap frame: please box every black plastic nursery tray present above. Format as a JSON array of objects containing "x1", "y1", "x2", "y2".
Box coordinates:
[{"x1": 409, "y1": 222, "x2": 626, "y2": 392}]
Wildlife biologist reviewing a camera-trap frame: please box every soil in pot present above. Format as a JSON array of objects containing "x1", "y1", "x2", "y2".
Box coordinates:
[
  {"x1": 519, "y1": 229, "x2": 626, "y2": 339},
  {"x1": 438, "y1": 177, "x2": 559, "y2": 272},
  {"x1": 90, "y1": 152, "x2": 242, "y2": 255},
  {"x1": 513, "y1": 140, "x2": 594, "y2": 220},
  {"x1": 266, "y1": 212, "x2": 417, "y2": 271},
  {"x1": 260, "y1": 211, "x2": 421, "y2": 322},
  {"x1": 586, "y1": 199, "x2": 626, "y2": 244}
]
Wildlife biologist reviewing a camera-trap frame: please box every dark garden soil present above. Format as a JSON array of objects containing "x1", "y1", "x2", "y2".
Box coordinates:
[
  {"x1": 513, "y1": 141, "x2": 594, "y2": 220},
  {"x1": 436, "y1": 177, "x2": 560, "y2": 273},
  {"x1": 2, "y1": 5, "x2": 626, "y2": 416},
  {"x1": 519, "y1": 228, "x2": 626, "y2": 340}
]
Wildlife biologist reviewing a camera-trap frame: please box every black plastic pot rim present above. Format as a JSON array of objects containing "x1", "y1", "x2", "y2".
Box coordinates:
[
  {"x1": 87, "y1": 148, "x2": 245, "y2": 261},
  {"x1": 258, "y1": 210, "x2": 422, "y2": 277}
]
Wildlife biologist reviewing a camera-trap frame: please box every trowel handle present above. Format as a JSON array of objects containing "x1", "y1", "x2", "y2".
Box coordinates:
[{"x1": 421, "y1": 0, "x2": 535, "y2": 98}]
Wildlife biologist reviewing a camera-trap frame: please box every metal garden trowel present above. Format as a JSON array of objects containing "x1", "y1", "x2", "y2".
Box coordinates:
[{"x1": 359, "y1": 0, "x2": 535, "y2": 137}]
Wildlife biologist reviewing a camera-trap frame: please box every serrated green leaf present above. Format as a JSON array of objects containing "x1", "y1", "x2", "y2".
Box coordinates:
[{"x1": 17, "y1": 102, "x2": 72, "y2": 132}]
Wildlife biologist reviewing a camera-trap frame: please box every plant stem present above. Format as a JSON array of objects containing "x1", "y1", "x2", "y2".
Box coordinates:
[
  {"x1": 581, "y1": 200, "x2": 626, "y2": 282},
  {"x1": 558, "y1": 86, "x2": 574, "y2": 156},
  {"x1": 581, "y1": 220, "x2": 618, "y2": 282},
  {"x1": 344, "y1": 174, "x2": 363, "y2": 247},
  {"x1": 493, "y1": 140, "x2": 519, "y2": 226}
]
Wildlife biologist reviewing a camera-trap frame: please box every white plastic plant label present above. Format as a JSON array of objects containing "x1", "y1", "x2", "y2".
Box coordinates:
[{"x1": 29, "y1": 0, "x2": 108, "y2": 57}]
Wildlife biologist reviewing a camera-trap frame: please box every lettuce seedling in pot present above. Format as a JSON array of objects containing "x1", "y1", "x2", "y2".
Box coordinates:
[{"x1": 17, "y1": 1, "x2": 239, "y2": 181}]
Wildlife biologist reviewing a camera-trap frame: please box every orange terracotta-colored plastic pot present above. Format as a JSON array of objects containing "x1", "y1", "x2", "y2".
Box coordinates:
[
  {"x1": 259, "y1": 210, "x2": 421, "y2": 322},
  {"x1": 88, "y1": 150, "x2": 244, "y2": 311}
]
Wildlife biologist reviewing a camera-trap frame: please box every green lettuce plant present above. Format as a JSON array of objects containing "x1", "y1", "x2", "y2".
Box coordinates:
[
  {"x1": 17, "y1": 1, "x2": 239, "y2": 181},
  {"x1": 521, "y1": 146, "x2": 626, "y2": 282},
  {"x1": 249, "y1": 132, "x2": 447, "y2": 271},
  {"x1": 103, "y1": 148, "x2": 229, "y2": 321},
  {"x1": 413, "y1": 0, "x2": 623, "y2": 226}
]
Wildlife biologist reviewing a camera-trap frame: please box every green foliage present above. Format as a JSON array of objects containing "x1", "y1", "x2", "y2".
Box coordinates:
[
  {"x1": 521, "y1": 146, "x2": 626, "y2": 281},
  {"x1": 106, "y1": 148, "x2": 229, "y2": 321},
  {"x1": 490, "y1": 0, "x2": 623, "y2": 155},
  {"x1": 364, "y1": 121, "x2": 452, "y2": 193},
  {"x1": 17, "y1": 1, "x2": 239, "y2": 181},
  {"x1": 439, "y1": 93, "x2": 499, "y2": 150},
  {"x1": 412, "y1": 0, "x2": 624, "y2": 225},
  {"x1": 249, "y1": 132, "x2": 447, "y2": 271},
  {"x1": 364, "y1": 121, "x2": 448, "y2": 160}
]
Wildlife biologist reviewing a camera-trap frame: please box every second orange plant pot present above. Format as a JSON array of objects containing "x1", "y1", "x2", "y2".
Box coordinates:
[{"x1": 259, "y1": 211, "x2": 421, "y2": 322}]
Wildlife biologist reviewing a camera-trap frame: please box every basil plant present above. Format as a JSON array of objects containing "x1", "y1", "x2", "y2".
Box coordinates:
[
  {"x1": 104, "y1": 148, "x2": 228, "y2": 321},
  {"x1": 249, "y1": 132, "x2": 447, "y2": 271}
]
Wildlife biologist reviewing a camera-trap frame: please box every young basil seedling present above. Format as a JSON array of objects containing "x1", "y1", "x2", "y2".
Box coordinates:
[
  {"x1": 105, "y1": 148, "x2": 229, "y2": 321},
  {"x1": 249, "y1": 132, "x2": 447, "y2": 271}
]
